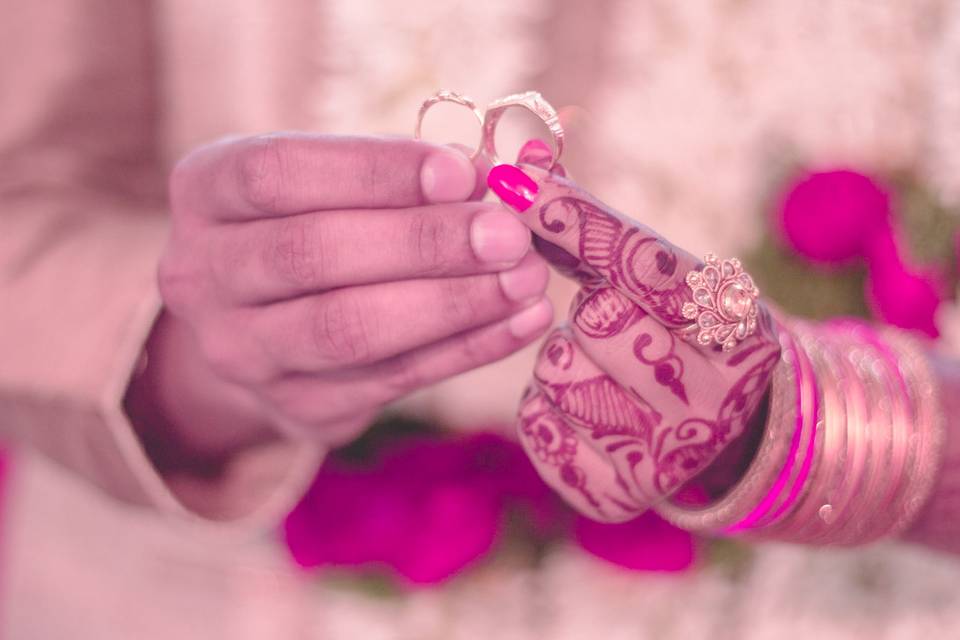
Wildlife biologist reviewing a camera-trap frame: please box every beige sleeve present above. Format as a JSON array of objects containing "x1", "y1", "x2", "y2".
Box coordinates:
[{"x1": 0, "y1": 1, "x2": 322, "y2": 528}]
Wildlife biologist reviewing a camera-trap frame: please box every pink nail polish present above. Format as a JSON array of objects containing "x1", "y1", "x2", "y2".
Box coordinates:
[
  {"x1": 487, "y1": 164, "x2": 538, "y2": 212},
  {"x1": 517, "y1": 139, "x2": 551, "y2": 163}
]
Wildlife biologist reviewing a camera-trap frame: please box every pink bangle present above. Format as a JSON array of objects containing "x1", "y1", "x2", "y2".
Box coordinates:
[
  {"x1": 656, "y1": 319, "x2": 946, "y2": 545},
  {"x1": 656, "y1": 323, "x2": 814, "y2": 532}
]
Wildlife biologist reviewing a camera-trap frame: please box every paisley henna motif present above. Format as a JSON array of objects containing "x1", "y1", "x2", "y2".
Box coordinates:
[
  {"x1": 518, "y1": 392, "x2": 602, "y2": 511},
  {"x1": 573, "y1": 287, "x2": 641, "y2": 338},
  {"x1": 538, "y1": 374, "x2": 662, "y2": 442},
  {"x1": 538, "y1": 196, "x2": 693, "y2": 325}
]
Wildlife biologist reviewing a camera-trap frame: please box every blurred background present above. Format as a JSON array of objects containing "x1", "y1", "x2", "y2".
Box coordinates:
[{"x1": 5, "y1": 0, "x2": 960, "y2": 638}]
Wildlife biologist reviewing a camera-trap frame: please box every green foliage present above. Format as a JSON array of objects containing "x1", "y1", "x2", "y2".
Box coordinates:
[
  {"x1": 745, "y1": 170, "x2": 960, "y2": 321},
  {"x1": 743, "y1": 241, "x2": 870, "y2": 321},
  {"x1": 892, "y1": 172, "x2": 959, "y2": 290}
]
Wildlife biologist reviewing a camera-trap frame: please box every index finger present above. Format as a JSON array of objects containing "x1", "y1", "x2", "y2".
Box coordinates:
[
  {"x1": 487, "y1": 163, "x2": 701, "y2": 327},
  {"x1": 170, "y1": 133, "x2": 484, "y2": 221}
]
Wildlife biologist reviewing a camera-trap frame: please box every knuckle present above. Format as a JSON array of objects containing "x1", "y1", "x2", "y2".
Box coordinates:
[
  {"x1": 379, "y1": 356, "x2": 428, "y2": 399},
  {"x1": 236, "y1": 135, "x2": 288, "y2": 212},
  {"x1": 311, "y1": 295, "x2": 374, "y2": 365},
  {"x1": 629, "y1": 240, "x2": 679, "y2": 292},
  {"x1": 436, "y1": 277, "x2": 487, "y2": 328},
  {"x1": 405, "y1": 211, "x2": 450, "y2": 273},
  {"x1": 453, "y1": 325, "x2": 489, "y2": 366},
  {"x1": 265, "y1": 215, "x2": 327, "y2": 288},
  {"x1": 357, "y1": 146, "x2": 386, "y2": 206}
]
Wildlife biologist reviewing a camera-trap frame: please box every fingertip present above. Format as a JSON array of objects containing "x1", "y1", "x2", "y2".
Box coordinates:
[
  {"x1": 517, "y1": 139, "x2": 552, "y2": 166},
  {"x1": 420, "y1": 146, "x2": 477, "y2": 204},
  {"x1": 508, "y1": 297, "x2": 554, "y2": 339},
  {"x1": 447, "y1": 143, "x2": 492, "y2": 201},
  {"x1": 487, "y1": 164, "x2": 540, "y2": 212},
  {"x1": 517, "y1": 139, "x2": 567, "y2": 177}
]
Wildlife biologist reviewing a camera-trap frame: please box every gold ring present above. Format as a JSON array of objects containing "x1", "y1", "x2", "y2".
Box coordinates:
[
  {"x1": 481, "y1": 91, "x2": 564, "y2": 171},
  {"x1": 414, "y1": 89, "x2": 484, "y2": 161}
]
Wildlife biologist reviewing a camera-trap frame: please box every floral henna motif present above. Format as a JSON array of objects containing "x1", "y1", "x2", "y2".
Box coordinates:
[
  {"x1": 518, "y1": 393, "x2": 602, "y2": 511},
  {"x1": 650, "y1": 350, "x2": 779, "y2": 494},
  {"x1": 633, "y1": 331, "x2": 688, "y2": 404},
  {"x1": 651, "y1": 419, "x2": 725, "y2": 495},
  {"x1": 538, "y1": 196, "x2": 692, "y2": 325}
]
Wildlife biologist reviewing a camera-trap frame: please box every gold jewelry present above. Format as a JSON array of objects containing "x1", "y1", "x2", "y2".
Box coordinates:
[
  {"x1": 481, "y1": 91, "x2": 564, "y2": 171},
  {"x1": 681, "y1": 253, "x2": 761, "y2": 352},
  {"x1": 414, "y1": 90, "x2": 485, "y2": 160},
  {"x1": 656, "y1": 323, "x2": 807, "y2": 531},
  {"x1": 658, "y1": 320, "x2": 946, "y2": 546}
]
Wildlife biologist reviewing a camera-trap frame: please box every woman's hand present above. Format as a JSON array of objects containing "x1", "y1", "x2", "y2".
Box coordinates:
[
  {"x1": 132, "y1": 134, "x2": 554, "y2": 467},
  {"x1": 488, "y1": 149, "x2": 780, "y2": 522}
]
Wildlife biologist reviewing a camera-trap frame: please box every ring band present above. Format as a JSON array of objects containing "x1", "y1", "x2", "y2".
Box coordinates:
[
  {"x1": 414, "y1": 90, "x2": 485, "y2": 161},
  {"x1": 681, "y1": 253, "x2": 761, "y2": 351},
  {"x1": 481, "y1": 91, "x2": 564, "y2": 171}
]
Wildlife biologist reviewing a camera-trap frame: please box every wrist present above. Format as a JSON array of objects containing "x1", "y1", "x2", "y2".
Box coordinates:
[{"x1": 124, "y1": 311, "x2": 277, "y2": 475}]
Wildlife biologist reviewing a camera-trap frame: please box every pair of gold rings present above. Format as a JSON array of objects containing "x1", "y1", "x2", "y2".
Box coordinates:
[{"x1": 414, "y1": 89, "x2": 565, "y2": 172}]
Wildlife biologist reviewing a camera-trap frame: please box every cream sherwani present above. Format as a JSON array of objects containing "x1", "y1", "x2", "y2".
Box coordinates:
[{"x1": 0, "y1": 2, "x2": 327, "y2": 638}]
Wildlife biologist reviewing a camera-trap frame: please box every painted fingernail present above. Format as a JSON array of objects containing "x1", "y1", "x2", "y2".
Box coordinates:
[
  {"x1": 508, "y1": 298, "x2": 553, "y2": 339},
  {"x1": 517, "y1": 139, "x2": 552, "y2": 164},
  {"x1": 420, "y1": 147, "x2": 476, "y2": 203},
  {"x1": 470, "y1": 207, "x2": 531, "y2": 264},
  {"x1": 498, "y1": 256, "x2": 549, "y2": 302},
  {"x1": 487, "y1": 164, "x2": 538, "y2": 212}
]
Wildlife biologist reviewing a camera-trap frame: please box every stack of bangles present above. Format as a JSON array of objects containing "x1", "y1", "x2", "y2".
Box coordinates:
[{"x1": 659, "y1": 317, "x2": 946, "y2": 545}]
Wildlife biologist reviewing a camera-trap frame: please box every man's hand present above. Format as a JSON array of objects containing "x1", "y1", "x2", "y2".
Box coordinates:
[{"x1": 129, "y1": 133, "x2": 554, "y2": 467}]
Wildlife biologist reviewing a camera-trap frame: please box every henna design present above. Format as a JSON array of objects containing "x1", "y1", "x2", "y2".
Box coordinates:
[
  {"x1": 651, "y1": 350, "x2": 779, "y2": 494},
  {"x1": 538, "y1": 374, "x2": 661, "y2": 443},
  {"x1": 538, "y1": 196, "x2": 692, "y2": 325},
  {"x1": 651, "y1": 419, "x2": 725, "y2": 494},
  {"x1": 725, "y1": 341, "x2": 766, "y2": 367},
  {"x1": 716, "y1": 350, "x2": 779, "y2": 427},
  {"x1": 539, "y1": 331, "x2": 574, "y2": 370},
  {"x1": 523, "y1": 193, "x2": 782, "y2": 508},
  {"x1": 574, "y1": 287, "x2": 641, "y2": 338},
  {"x1": 518, "y1": 393, "x2": 602, "y2": 511},
  {"x1": 633, "y1": 331, "x2": 689, "y2": 404}
]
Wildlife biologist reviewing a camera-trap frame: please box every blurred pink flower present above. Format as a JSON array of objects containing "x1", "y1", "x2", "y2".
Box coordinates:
[
  {"x1": 284, "y1": 430, "x2": 698, "y2": 585},
  {"x1": 573, "y1": 510, "x2": 696, "y2": 572},
  {"x1": 862, "y1": 221, "x2": 943, "y2": 338},
  {"x1": 865, "y1": 263, "x2": 942, "y2": 338},
  {"x1": 283, "y1": 432, "x2": 561, "y2": 586},
  {"x1": 778, "y1": 169, "x2": 891, "y2": 265}
]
